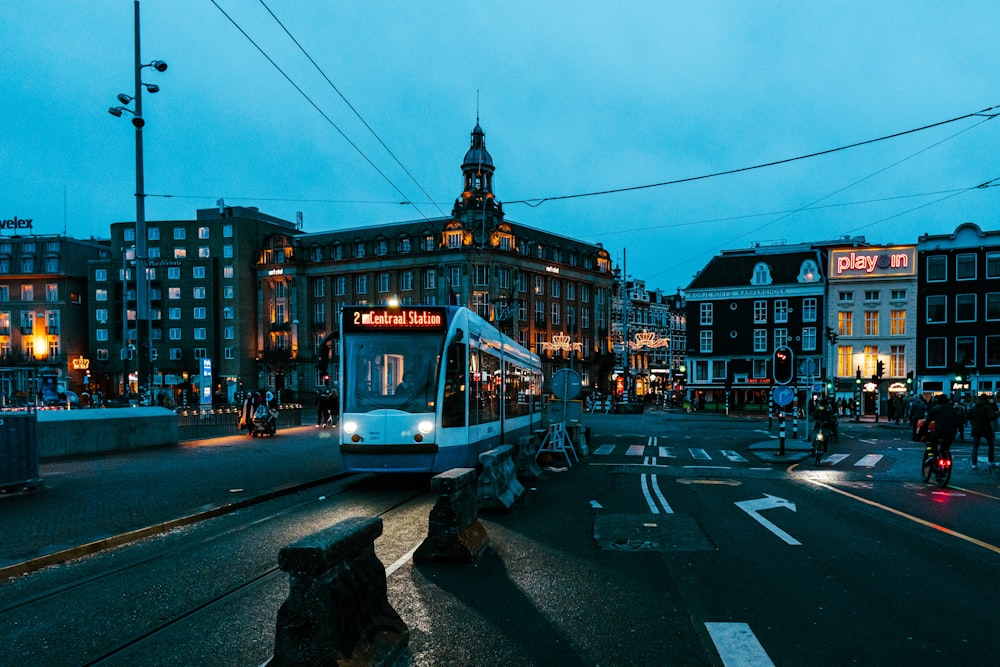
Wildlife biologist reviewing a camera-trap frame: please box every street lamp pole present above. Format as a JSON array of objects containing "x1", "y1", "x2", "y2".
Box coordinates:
[{"x1": 132, "y1": 0, "x2": 150, "y2": 403}]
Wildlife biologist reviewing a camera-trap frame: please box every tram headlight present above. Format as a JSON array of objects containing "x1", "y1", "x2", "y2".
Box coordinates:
[
  {"x1": 417, "y1": 420, "x2": 434, "y2": 435},
  {"x1": 343, "y1": 420, "x2": 358, "y2": 435}
]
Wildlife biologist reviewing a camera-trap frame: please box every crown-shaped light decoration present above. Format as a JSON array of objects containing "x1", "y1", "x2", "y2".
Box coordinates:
[
  {"x1": 629, "y1": 330, "x2": 670, "y2": 350},
  {"x1": 540, "y1": 333, "x2": 583, "y2": 352}
]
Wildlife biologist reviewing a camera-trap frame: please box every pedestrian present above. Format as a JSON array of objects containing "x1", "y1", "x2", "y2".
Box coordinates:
[
  {"x1": 955, "y1": 399, "x2": 968, "y2": 441},
  {"x1": 315, "y1": 391, "x2": 328, "y2": 427},
  {"x1": 327, "y1": 386, "x2": 340, "y2": 426},
  {"x1": 908, "y1": 395, "x2": 927, "y2": 441},
  {"x1": 242, "y1": 391, "x2": 256, "y2": 435},
  {"x1": 969, "y1": 393, "x2": 997, "y2": 468}
]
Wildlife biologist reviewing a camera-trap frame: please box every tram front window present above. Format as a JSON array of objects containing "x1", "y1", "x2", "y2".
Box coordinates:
[{"x1": 343, "y1": 333, "x2": 441, "y2": 413}]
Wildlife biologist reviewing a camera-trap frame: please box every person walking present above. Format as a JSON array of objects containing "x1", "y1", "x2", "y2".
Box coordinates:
[
  {"x1": 315, "y1": 391, "x2": 329, "y2": 427},
  {"x1": 969, "y1": 393, "x2": 998, "y2": 468},
  {"x1": 908, "y1": 395, "x2": 927, "y2": 441}
]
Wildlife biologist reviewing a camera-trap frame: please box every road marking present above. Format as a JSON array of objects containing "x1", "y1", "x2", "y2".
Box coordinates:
[
  {"x1": 854, "y1": 454, "x2": 883, "y2": 467},
  {"x1": 658, "y1": 446, "x2": 677, "y2": 458},
  {"x1": 705, "y1": 622, "x2": 775, "y2": 667},
  {"x1": 593, "y1": 444, "x2": 615, "y2": 455},
  {"x1": 690, "y1": 448, "x2": 712, "y2": 460},
  {"x1": 677, "y1": 478, "x2": 742, "y2": 486},
  {"x1": 807, "y1": 479, "x2": 1000, "y2": 556},
  {"x1": 626, "y1": 444, "x2": 646, "y2": 456},
  {"x1": 721, "y1": 450, "x2": 748, "y2": 463},
  {"x1": 641, "y1": 473, "x2": 673, "y2": 514},
  {"x1": 735, "y1": 494, "x2": 800, "y2": 546},
  {"x1": 821, "y1": 453, "x2": 849, "y2": 466}
]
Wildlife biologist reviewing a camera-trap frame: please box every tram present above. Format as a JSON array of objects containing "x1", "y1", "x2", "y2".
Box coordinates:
[{"x1": 338, "y1": 305, "x2": 543, "y2": 473}]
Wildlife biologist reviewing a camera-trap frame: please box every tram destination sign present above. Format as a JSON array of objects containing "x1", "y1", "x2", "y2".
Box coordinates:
[{"x1": 343, "y1": 306, "x2": 448, "y2": 333}]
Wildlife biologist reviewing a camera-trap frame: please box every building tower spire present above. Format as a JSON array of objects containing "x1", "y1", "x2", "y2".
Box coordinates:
[{"x1": 453, "y1": 120, "x2": 503, "y2": 225}]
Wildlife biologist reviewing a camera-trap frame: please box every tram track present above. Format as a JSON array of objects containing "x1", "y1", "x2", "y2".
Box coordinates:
[{"x1": 1, "y1": 474, "x2": 433, "y2": 666}]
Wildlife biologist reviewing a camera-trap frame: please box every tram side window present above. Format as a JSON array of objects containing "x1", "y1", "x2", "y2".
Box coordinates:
[
  {"x1": 505, "y1": 365, "x2": 528, "y2": 418},
  {"x1": 442, "y1": 340, "x2": 466, "y2": 428},
  {"x1": 473, "y1": 351, "x2": 500, "y2": 424}
]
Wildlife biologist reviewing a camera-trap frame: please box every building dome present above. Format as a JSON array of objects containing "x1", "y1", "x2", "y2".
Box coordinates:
[{"x1": 462, "y1": 122, "x2": 494, "y2": 169}]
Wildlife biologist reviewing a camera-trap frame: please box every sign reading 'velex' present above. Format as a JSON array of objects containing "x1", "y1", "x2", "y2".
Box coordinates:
[
  {"x1": 829, "y1": 246, "x2": 916, "y2": 279},
  {"x1": 1, "y1": 216, "x2": 33, "y2": 231}
]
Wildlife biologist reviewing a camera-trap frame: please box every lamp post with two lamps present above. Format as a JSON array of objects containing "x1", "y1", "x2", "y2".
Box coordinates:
[{"x1": 108, "y1": 0, "x2": 167, "y2": 404}]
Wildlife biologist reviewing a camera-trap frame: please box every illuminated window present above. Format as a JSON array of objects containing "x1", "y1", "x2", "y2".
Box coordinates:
[
  {"x1": 198, "y1": 227, "x2": 209, "y2": 239},
  {"x1": 168, "y1": 287, "x2": 181, "y2": 300},
  {"x1": 198, "y1": 247, "x2": 210, "y2": 258},
  {"x1": 446, "y1": 232, "x2": 462, "y2": 249},
  {"x1": 890, "y1": 310, "x2": 905, "y2": 335},
  {"x1": 863, "y1": 346, "x2": 879, "y2": 375},
  {"x1": 891, "y1": 346, "x2": 905, "y2": 376},
  {"x1": 837, "y1": 345, "x2": 853, "y2": 377},
  {"x1": 95, "y1": 289, "x2": 107, "y2": 301},
  {"x1": 838, "y1": 311, "x2": 852, "y2": 336},
  {"x1": 864, "y1": 311, "x2": 879, "y2": 336},
  {"x1": 174, "y1": 248, "x2": 186, "y2": 259}
]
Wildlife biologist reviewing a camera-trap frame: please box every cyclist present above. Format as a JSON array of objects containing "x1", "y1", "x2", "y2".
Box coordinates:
[
  {"x1": 918, "y1": 394, "x2": 958, "y2": 459},
  {"x1": 813, "y1": 398, "x2": 839, "y2": 443}
]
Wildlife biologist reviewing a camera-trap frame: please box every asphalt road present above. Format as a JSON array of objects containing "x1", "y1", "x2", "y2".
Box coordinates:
[{"x1": 2, "y1": 409, "x2": 998, "y2": 665}]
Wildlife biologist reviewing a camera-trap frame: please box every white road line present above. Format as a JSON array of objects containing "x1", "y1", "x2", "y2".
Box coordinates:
[
  {"x1": 659, "y1": 446, "x2": 677, "y2": 458},
  {"x1": 690, "y1": 448, "x2": 712, "y2": 460},
  {"x1": 854, "y1": 454, "x2": 883, "y2": 467},
  {"x1": 626, "y1": 444, "x2": 646, "y2": 456},
  {"x1": 650, "y1": 473, "x2": 673, "y2": 513},
  {"x1": 720, "y1": 450, "x2": 748, "y2": 463},
  {"x1": 822, "y1": 453, "x2": 849, "y2": 465},
  {"x1": 705, "y1": 622, "x2": 775, "y2": 667},
  {"x1": 640, "y1": 473, "x2": 659, "y2": 514},
  {"x1": 593, "y1": 444, "x2": 615, "y2": 455}
]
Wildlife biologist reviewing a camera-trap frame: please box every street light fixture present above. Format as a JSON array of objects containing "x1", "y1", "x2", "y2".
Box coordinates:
[{"x1": 107, "y1": 0, "x2": 167, "y2": 404}]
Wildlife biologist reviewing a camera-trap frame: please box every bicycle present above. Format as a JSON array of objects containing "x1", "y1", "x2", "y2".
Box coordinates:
[
  {"x1": 921, "y1": 440, "x2": 953, "y2": 487},
  {"x1": 812, "y1": 423, "x2": 834, "y2": 465}
]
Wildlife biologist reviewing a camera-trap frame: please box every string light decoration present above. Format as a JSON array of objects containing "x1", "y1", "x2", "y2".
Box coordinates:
[{"x1": 540, "y1": 334, "x2": 583, "y2": 353}]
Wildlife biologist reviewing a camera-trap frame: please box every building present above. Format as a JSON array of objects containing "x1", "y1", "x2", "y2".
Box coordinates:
[
  {"x1": 916, "y1": 222, "x2": 1000, "y2": 400},
  {"x1": 256, "y1": 122, "x2": 617, "y2": 402},
  {"x1": 684, "y1": 242, "x2": 826, "y2": 412},
  {"x1": 827, "y1": 243, "x2": 917, "y2": 417},
  {"x1": 0, "y1": 233, "x2": 110, "y2": 404},
  {"x1": 88, "y1": 206, "x2": 302, "y2": 406}
]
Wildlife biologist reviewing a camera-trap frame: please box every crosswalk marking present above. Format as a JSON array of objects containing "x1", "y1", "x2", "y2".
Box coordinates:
[
  {"x1": 821, "y1": 453, "x2": 850, "y2": 465},
  {"x1": 720, "y1": 450, "x2": 748, "y2": 463},
  {"x1": 593, "y1": 444, "x2": 615, "y2": 455},
  {"x1": 626, "y1": 444, "x2": 646, "y2": 456},
  {"x1": 690, "y1": 448, "x2": 711, "y2": 460},
  {"x1": 658, "y1": 446, "x2": 677, "y2": 458},
  {"x1": 854, "y1": 454, "x2": 883, "y2": 467}
]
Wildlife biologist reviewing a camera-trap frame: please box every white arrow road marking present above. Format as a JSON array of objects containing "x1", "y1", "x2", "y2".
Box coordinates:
[
  {"x1": 735, "y1": 494, "x2": 801, "y2": 545},
  {"x1": 589, "y1": 500, "x2": 603, "y2": 509}
]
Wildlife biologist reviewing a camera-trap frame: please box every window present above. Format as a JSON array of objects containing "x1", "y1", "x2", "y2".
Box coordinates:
[
  {"x1": 774, "y1": 328, "x2": 788, "y2": 350},
  {"x1": 926, "y1": 338, "x2": 946, "y2": 368},
  {"x1": 751, "y1": 262, "x2": 772, "y2": 285},
  {"x1": 174, "y1": 248, "x2": 186, "y2": 259},
  {"x1": 423, "y1": 269, "x2": 436, "y2": 290},
  {"x1": 95, "y1": 289, "x2": 108, "y2": 302},
  {"x1": 20, "y1": 285, "x2": 32, "y2": 301},
  {"x1": 398, "y1": 237, "x2": 411, "y2": 253},
  {"x1": 224, "y1": 286, "x2": 233, "y2": 299},
  {"x1": 336, "y1": 276, "x2": 346, "y2": 295},
  {"x1": 96, "y1": 308, "x2": 108, "y2": 323},
  {"x1": 148, "y1": 227, "x2": 160, "y2": 240},
  {"x1": 987, "y1": 336, "x2": 1000, "y2": 366},
  {"x1": 446, "y1": 231, "x2": 462, "y2": 249},
  {"x1": 838, "y1": 311, "x2": 853, "y2": 336},
  {"x1": 864, "y1": 290, "x2": 880, "y2": 302},
  {"x1": 837, "y1": 345, "x2": 854, "y2": 377},
  {"x1": 198, "y1": 226, "x2": 209, "y2": 239},
  {"x1": 956, "y1": 253, "x2": 976, "y2": 280},
  {"x1": 699, "y1": 330, "x2": 713, "y2": 353},
  {"x1": 890, "y1": 289, "x2": 906, "y2": 301},
  {"x1": 890, "y1": 310, "x2": 906, "y2": 335},
  {"x1": 422, "y1": 235, "x2": 435, "y2": 251},
  {"x1": 168, "y1": 267, "x2": 180, "y2": 280},
  {"x1": 534, "y1": 276, "x2": 544, "y2": 295},
  {"x1": 802, "y1": 298, "x2": 817, "y2": 322},
  {"x1": 838, "y1": 291, "x2": 854, "y2": 302},
  {"x1": 355, "y1": 275, "x2": 368, "y2": 293},
  {"x1": 194, "y1": 347, "x2": 207, "y2": 359},
  {"x1": 551, "y1": 279, "x2": 560, "y2": 298},
  {"x1": 223, "y1": 306, "x2": 234, "y2": 320},
  {"x1": 194, "y1": 307, "x2": 206, "y2": 319},
  {"x1": 774, "y1": 299, "x2": 788, "y2": 323},
  {"x1": 225, "y1": 347, "x2": 235, "y2": 360},
  {"x1": 565, "y1": 282, "x2": 574, "y2": 300},
  {"x1": 169, "y1": 308, "x2": 181, "y2": 320},
  {"x1": 700, "y1": 303, "x2": 713, "y2": 326},
  {"x1": 198, "y1": 247, "x2": 210, "y2": 258},
  {"x1": 926, "y1": 296, "x2": 946, "y2": 323},
  {"x1": 193, "y1": 287, "x2": 206, "y2": 299},
  {"x1": 194, "y1": 328, "x2": 207, "y2": 340},
  {"x1": 354, "y1": 242, "x2": 366, "y2": 258},
  {"x1": 754, "y1": 329, "x2": 767, "y2": 352},
  {"x1": 987, "y1": 293, "x2": 1000, "y2": 321},
  {"x1": 891, "y1": 345, "x2": 905, "y2": 377},
  {"x1": 450, "y1": 267, "x2": 461, "y2": 287},
  {"x1": 988, "y1": 252, "x2": 1000, "y2": 279},
  {"x1": 378, "y1": 272, "x2": 390, "y2": 293},
  {"x1": 400, "y1": 271, "x2": 413, "y2": 291},
  {"x1": 753, "y1": 300, "x2": 768, "y2": 323},
  {"x1": 955, "y1": 294, "x2": 976, "y2": 322},
  {"x1": 96, "y1": 329, "x2": 108, "y2": 341},
  {"x1": 169, "y1": 328, "x2": 181, "y2": 340},
  {"x1": 124, "y1": 228, "x2": 135, "y2": 241},
  {"x1": 956, "y1": 337, "x2": 975, "y2": 366},
  {"x1": 535, "y1": 300, "x2": 544, "y2": 323},
  {"x1": 223, "y1": 245, "x2": 233, "y2": 258},
  {"x1": 193, "y1": 266, "x2": 206, "y2": 279},
  {"x1": 95, "y1": 269, "x2": 107, "y2": 282},
  {"x1": 174, "y1": 228, "x2": 186, "y2": 240},
  {"x1": 170, "y1": 348, "x2": 182, "y2": 360},
  {"x1": 46, "y1": 284, "x2": 58, "y2": 302},
  {"x1": 474, "y1": 265, "x2": 489, "y2": 286},
  {"x1": 375, "y1": 239, "x2": 388, "y2": 256},
  {"x1": 802, "y1": 327, "x2": 816, "y2": 351},
  {"x1": 551, "y1": 303, "x2": 560, "y2": 325},
  {"x1": 926, "y1": 255, "x2": 946, "y2": 282},
  {"x1": 864, "y1": 311, "x2": 879, "y2": 336}
]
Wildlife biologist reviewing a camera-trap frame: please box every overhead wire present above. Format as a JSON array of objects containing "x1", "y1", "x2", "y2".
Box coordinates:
[
  {"x1": 207, "y1": 0, "x2": 431, "y2": 219},
  {"x1": 255, "y1": 0, "x2": 447, "y2": 218}
]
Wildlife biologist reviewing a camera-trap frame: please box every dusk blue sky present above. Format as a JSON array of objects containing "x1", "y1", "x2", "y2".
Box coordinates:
[{"x1": 3, "y1": 1, "x2": 998, "y2": 291}]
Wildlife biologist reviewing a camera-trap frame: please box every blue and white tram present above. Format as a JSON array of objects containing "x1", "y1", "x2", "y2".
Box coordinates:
[{"x1": 339, "y1": 305, "x2": 542, "y2": 473}]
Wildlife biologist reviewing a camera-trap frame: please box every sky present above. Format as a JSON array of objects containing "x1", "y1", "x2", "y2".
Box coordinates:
[{"x1": 3, "y1": 1, "x2": 999, "y2": 292}]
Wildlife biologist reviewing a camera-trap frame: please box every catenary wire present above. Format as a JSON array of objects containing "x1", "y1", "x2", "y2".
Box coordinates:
[
  {"x1": 207, "y1": 0, "x2": 431, "y2": 220},
  {"x1": 255, "y1": 0, "x2": 447, "y2": 218}
]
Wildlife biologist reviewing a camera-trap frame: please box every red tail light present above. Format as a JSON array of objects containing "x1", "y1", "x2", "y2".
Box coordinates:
[{"x1": 940, "y1": 458, "x2": 951, "y2": 468}]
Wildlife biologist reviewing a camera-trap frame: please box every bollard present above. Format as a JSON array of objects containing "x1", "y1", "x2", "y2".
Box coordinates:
[
  {"x1": 414, "y1": 468, "x2": 489, "y2": 563},
  {"x1": 270, "y1": 516, "x2": 408, "y2": 667},
  {"x1": 778, "y1": 411, "x2": 786, "y2": 456},
  {"x1": 478, "y1": 445, "x2": 524, "y2": 511}
]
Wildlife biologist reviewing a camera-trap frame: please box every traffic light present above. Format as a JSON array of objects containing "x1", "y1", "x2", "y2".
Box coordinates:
[
  {"x1": 773, "y1": 346, "x2": 794, "y2": 385},
  {"x1": 876, "y1": 360, "x2": 884, "y2": 379},
  {"x1": 906, "y1": 370, "x2": 914, "y2": 385},
  {"x1": 825, "y1": 326, "x2": 838, "y2": 344},
  {"x1": 856, "y1": 368, "x2": 862, "y2": 385}
]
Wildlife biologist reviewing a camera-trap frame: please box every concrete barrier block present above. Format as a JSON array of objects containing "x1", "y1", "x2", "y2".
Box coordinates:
[
  {"x1": 477, "y1": 445, "x2": 524, "y2": 511},
  {"x1": 514, "y1": 434, "x2": 543, "y2": 480},
  {"x1": 414, "y1": 468, "x2": 488, "y2": 563},
  {"x1": 271, "y1": 516, "x2": 408, "y2": 666}
]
